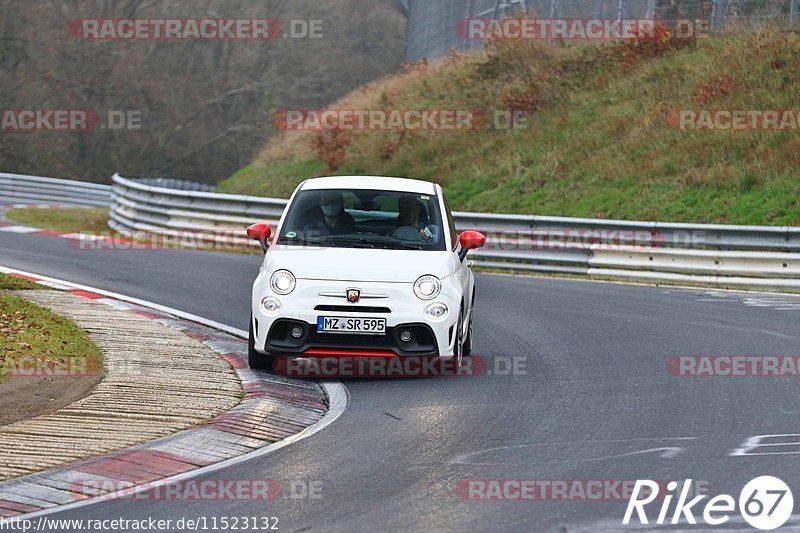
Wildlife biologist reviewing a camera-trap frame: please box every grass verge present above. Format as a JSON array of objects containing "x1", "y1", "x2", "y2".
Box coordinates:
[
  {"x1": 0, "y1": 276, "x2": 104, "y2": 382},
  {"x1": 0, "y1": 274, "x2": 45, "y2": 291},
  {"x1": 0, "y1": 274, "x2": 105, "y2": 425},
  {"x1": 5, "y1": 207, "x2": 112, "y2": 234}
]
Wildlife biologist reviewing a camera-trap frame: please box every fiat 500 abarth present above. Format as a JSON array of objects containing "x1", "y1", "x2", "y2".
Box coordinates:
[{"x1": 246, "y1": 176, "x2": 486, "y2": 371}]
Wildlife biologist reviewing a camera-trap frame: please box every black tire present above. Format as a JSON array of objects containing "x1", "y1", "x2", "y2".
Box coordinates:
[
  {"x1": 248, "y1": 314, "x2": 275, "y2": 371},
  {"x1": 463, "y1": 286, "x2": 476, "y2": 358},
  {"x1": 463, "y1": 312, "x2": 473, "y2": 358},
  {"x1": 453, "y1": 307, "x2": 464, "y2": 370}
]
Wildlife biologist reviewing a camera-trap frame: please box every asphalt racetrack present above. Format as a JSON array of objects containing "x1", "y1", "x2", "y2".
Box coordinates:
[{"x1": 3, "y1": 231, "x2": 800, "y2": 531}]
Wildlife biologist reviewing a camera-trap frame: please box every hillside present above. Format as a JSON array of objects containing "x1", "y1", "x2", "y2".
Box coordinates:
[{"x1": 217, "y1": 32, "x2": 800, "y2": 225}]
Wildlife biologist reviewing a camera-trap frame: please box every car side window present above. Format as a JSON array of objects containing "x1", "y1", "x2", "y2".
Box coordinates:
[{"x1": 442, "y1": 195, "x2": 458, "y2": 250}]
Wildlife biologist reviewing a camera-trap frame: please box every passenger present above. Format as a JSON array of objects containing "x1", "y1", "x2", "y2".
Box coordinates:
[{"x1": 392, "y1": 195, "x2": 440, "y2": 243}]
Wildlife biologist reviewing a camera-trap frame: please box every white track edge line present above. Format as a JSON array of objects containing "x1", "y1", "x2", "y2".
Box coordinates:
[{"x1": 0, "y1": 264, "x2": 348, "y2": 520}]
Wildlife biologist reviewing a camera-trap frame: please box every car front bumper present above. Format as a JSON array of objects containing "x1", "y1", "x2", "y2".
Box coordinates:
[{"x1": 251, "y1": 273, "x2": 462, "y2": 358}]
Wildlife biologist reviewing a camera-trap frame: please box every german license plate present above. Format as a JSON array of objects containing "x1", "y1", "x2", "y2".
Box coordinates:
[{"x1": 317, "y1": 316, "x2": 386, "y2": 335}]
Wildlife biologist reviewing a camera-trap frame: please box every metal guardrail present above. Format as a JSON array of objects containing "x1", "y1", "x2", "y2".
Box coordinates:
[
  {"x1": 109, "y1": 173, "x2": 287, "y2": 249},
  {"x1": 0, "y1": 173, "x2": 111, "y2": 207},
  {"x1": 109, "y1": 173, "x2": 800, "y2": 291},
  {"x1": 1, "y1": 171, "x2": 795, "y2": 290},
  {"x1": 453, "y1": 212, "x2": 800, "y2": 253}
]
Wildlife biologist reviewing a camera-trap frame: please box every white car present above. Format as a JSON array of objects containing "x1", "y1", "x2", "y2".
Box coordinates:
[{"x1": 246, "y1": 176, "x2": 486, "y2": 372}]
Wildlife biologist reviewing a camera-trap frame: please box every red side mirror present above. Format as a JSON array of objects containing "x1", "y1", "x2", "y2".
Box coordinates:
[
  {"x1": 247, "y1": 223, "x2": 272, "y2": 241},
  {"x1": 459, "y1": 230, "x2": 486, "y2": 251},
  {"x1": 247, "y1": 223, "x2": 272, "y2": 253}
]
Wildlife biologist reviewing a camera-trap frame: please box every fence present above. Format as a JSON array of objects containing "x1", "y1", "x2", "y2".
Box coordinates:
[{"x1": 403, "y1": 0, "x2": 799, "y2": 60}]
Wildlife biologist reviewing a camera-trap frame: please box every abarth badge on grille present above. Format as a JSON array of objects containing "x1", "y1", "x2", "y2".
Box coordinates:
[{"x1": 346, "y1": 289, "x2": 361, "y2": 303}]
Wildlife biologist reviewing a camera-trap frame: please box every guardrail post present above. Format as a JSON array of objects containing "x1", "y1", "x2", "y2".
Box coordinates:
[{"x1": 791, "y1": 0, "x2": 798, "y2": 27}]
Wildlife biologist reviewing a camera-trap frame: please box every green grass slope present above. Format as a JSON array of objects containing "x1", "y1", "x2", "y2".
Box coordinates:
[{"x1": 217, "y1": 33, "x2": 800, "y2": 225}]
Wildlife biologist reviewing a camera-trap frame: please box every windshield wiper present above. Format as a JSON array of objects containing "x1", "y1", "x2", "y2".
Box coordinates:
[
  {"x1": 321, "y1": 235, "x2": 376, "y2": 248},
  {"x1": 354, "y1": 235, "x2": 424, "y2": 250},
  {"x1": 290, "y1": 234, "x2": 423, "y2": 250},
  {"x1": 374, "y1": 241, "x2": 423, "y2": 250}
]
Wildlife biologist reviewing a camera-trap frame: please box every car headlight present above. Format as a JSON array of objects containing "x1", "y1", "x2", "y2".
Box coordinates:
[
  {"x1": 270, "y1": 270, "x2": 296, "y2": 295},
  {"x1": 414, "y1": 275, "x2": 441, "y2": 300}
]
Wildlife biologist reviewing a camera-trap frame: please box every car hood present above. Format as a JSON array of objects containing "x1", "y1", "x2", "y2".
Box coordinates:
[{"x1": 264, "y1": 245, "x2": 454, "y2": 283}]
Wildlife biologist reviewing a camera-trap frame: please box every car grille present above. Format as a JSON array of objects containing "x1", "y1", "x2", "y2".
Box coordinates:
[{"x1": 266, "y1": 319, "x2": 438, "y2": 355}]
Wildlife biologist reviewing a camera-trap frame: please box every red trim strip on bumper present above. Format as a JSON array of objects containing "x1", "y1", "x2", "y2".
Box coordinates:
[{"x1": 301, "y1": 348, "x2": 397, "y2": 358}]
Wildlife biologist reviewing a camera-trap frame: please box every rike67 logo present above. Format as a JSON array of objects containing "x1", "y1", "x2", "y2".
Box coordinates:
[{"x1": 624, "y1": 477, "x2": 794, "y2": 530}]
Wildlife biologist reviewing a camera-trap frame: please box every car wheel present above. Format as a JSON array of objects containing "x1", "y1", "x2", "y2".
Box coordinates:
[
  {"x1": 463, "y1": 312, "x2": 473, "y2": 358},
  {"x1": 248, "y1": 314, "x2": 274, "y2": 371},
  {"x1": 453, "y1": 306, "x2": 464, "y2": 370}
]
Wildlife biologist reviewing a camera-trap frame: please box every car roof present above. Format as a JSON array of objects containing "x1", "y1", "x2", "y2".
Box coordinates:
[{"x1": 300, "y1": 176, "x2": 438, "y2": 195}]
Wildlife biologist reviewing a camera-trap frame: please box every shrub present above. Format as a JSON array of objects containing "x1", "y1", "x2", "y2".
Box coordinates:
[{"x1": 311, "y1": 130, "x2": 353, "y2": 173}]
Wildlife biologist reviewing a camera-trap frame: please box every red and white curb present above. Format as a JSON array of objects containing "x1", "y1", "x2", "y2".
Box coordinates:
[{"x1": 0, "y1": 266, "x2": 347, "y2": 520}]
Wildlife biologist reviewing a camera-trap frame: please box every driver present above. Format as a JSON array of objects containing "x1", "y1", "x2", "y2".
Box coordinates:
[
  {"x1": 392, "y1": 195, "x2": 440, "y2": 243},
  {"x1": 303, "y1": 191, "x2": 355, "y2": 236}
]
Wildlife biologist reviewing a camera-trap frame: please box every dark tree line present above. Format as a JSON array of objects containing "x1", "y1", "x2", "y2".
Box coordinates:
[{"x1": 0, "y1": 0, "x2": 405, "y2": 183}]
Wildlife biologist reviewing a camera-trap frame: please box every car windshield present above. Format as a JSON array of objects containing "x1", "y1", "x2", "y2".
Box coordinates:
[{"x1": 277, "y1": 188, "x2": 446, "y2": 251}]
